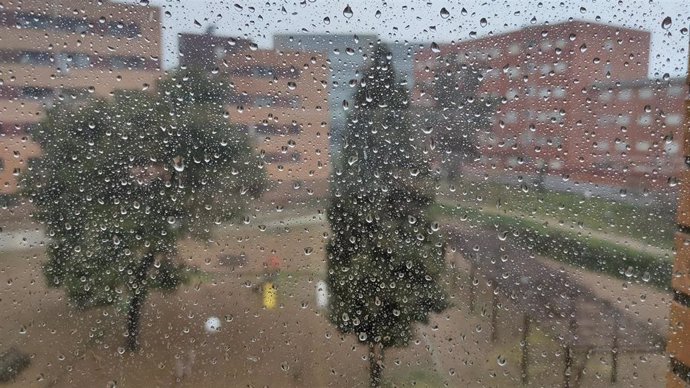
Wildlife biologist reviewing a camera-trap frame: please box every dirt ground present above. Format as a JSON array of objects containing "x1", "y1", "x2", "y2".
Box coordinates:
[{"x1": 0, "y1": 206, "x2": 671, "y2": 387}]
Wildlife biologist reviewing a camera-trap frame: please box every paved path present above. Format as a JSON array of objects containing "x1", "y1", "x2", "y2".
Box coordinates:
[
  {"x1": 0, "y1": 230, "x2": 46, "y2": 252},
  {"x1": 444, "y1": 223, "x2": 666, "y2": 352}
]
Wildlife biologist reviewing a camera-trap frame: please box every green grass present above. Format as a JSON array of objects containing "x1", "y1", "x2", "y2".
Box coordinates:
[
  {"x1": 433, "y1": 202, "x2": 673, "y2": 289},
  {"x1": 383, "y1": 367, "x2": 446, "y2": 388},
  {"x1": 438, "y1": 179, "x2": 676, "y2": 249}
]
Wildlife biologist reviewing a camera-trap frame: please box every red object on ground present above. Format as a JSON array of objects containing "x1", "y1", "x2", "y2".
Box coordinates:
[{"x1": 265, "y1": 255, "x2": 282, "y2": 270}]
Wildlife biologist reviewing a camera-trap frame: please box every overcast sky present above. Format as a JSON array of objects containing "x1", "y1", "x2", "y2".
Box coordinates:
[{"x1": 123, "y1": 0, "x2": 690, "y2": 78}]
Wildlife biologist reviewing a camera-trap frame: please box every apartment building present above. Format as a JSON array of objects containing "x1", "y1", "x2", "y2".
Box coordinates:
[
  {"x1": 274, "y1": 34, "x2": 417, "y2": 159},
  {"x1": 218, "y1": 48, "x2": 331, "y2": 198},
  {"x1": 413, "y1": 20, "x2": 684, "y2": 189},
  {"x1": 581, "y1": 78, "x2": 686, "y2": 188},
  {"x1": 0, "y1": 0, "x2": 162, "y2": 195},
  {"x1": 178, "y1": 28, "x2": 252, "y2": 71}
]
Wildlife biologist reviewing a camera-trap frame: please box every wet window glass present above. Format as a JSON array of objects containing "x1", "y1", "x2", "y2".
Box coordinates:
[{"x1": 1, "y1": 1, "x2": 689, "y2": 387}]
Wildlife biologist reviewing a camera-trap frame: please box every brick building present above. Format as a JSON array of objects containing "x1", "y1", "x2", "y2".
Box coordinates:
[
  {"x1": 667, "y1": 29, "x2": 690, "y2": 388},
  {"x1": 0, "y1": 0, "x2": 162, "y2": 195},
  {"x1": 413, "y1": 20, "x2": 686, "y2": 189},
  {"x1": 178, "y1": 28, "x2": 252, "y2": 71},
  {"x1": 217, "y1": 49, "x2": 331, "y2": 198},
  {"x1": 581, "y1": 78, "x2": 686, "y2": 188},
  {"x1": 273, "y1": 34, "x2": 417, "y2": 159}
]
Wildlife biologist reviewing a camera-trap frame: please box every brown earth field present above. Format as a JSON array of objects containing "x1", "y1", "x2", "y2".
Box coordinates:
[{"x1": 0, "y1": 213, "x2": 670, "y2": 387}]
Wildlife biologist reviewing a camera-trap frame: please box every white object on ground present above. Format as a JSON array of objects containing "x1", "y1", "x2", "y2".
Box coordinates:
[
  {"x1": 204, "y1": 316, "x2": 221, "y2": 333},
  {"x1": 316, "y1": 280, "x2": 329, "y2": 309}
]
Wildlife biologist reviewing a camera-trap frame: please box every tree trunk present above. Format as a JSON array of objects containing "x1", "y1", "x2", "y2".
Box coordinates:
[
  {"x1": 126, "y1": 254, "x2": 155, "y2": 351},
  {"x1": 126, "y1": 290, "x2": 145, "y2": 351},
  {"x1": 368, "y1": 343, "x2": 384, "y2": 388},
  {"x1": 446, "y1": 157, "x2": 462, "y2": 183}
]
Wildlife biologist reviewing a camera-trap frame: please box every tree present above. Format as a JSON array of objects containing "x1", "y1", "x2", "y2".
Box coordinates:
[
  {"x1": 432, "y1": 55, "x2": 496, "y2": 181},
  {"x1": 22, "y1": 69, "x2": 265, "y2": 351},
  {"x1": 326, "y1": 44, "x2": 448, "y2": 387}
]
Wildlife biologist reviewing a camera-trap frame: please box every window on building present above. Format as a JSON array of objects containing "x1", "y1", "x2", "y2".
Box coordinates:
[
  {"x1": 665, "y1": 114, "x2": 683, "y2": 126},
  {"x1": 637, "y1": 114, "x2": 653, "y2": 126},
  {"x1": 618, "y1": 89, "x2": 633, "y2": 101}
]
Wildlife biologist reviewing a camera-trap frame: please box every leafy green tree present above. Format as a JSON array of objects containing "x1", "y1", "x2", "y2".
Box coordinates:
[
  {"x1": 23, "y1": 69, "x2": 265, "y2": 351},
  {"x1": 432, "y1": 56, "x2": 496, "y2": 181},
  {"x1": 326, "y1": 44, "x2": 448, "y2": 387}
]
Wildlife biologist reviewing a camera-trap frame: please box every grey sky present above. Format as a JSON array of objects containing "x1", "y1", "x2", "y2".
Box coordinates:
[{"x1": 123, "y1": 0, "x2": 690, "y2": 78}]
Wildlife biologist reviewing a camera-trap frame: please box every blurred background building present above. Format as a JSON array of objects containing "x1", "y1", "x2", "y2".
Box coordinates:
[
  {"x1": 178, "y1": 27, "x2": 251, "y2": 71},
  {"x1": 0, "y1": 0, "x2": 162, "y2": 195},
  {"x1": 413, "y1": 20, "x2": 686, "y2": 190},
  {"x1": 274, "y1": 34, "x2": 416, "y2": 160},
  {"x1": 217, "y1": 48, "x2": 331, "y2": 199},
  {"x1": 667, "y1": 26, "x2": 690, "y2": 388}
]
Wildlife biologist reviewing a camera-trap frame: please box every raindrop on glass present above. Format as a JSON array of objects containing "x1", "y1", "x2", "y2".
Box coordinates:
[{"x1": 343, "y1": 4, "x2": 353, "y2": 18}]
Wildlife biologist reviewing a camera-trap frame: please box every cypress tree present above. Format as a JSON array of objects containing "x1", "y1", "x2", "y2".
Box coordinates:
[{"x1": 326, "y1": 44, "x2": 448, "y2": 387}]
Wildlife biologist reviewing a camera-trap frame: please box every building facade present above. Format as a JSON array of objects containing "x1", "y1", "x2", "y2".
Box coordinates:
[
  {"x1": 274, "y1": 34, "x2": 416, "y2": 160},
  {"x1": 412, "y1": 20, "x2": 684, "y2": 189},
  {"x1": 0, "y1": 0, "x2": 162, "y2": 195},
  {"x1": 667, "y1": 30, "x2": 690, "y2": 388},
  {"x1": 581, "y1": 78, "x2": 686, "y2": 189},
  {"x1": 178, "y1": 28, "x2": 252, "y2": 71},
  {"x1": 218, "y1": 48, "x2": 331, "y2": 198}
]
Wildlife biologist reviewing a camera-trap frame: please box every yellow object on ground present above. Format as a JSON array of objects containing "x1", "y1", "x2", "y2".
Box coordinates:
[{"x1": 263, "y1": 282, "x2": 277, "y2": 309}]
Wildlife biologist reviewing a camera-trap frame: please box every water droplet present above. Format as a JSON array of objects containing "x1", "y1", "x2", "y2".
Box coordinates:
[
  {"x1": 431, "y1": 42, "x2": 440, "y2": 53},
  {"x1": 641, "y1": 272, "x2": 651, "y2": 282},
  {"x1": 662, "y1": 16, "x2": 672, "y2": 30},
  {"x1": 579, "y1": 43, "x2": 587, "y2": 53},
  {"x1": 624, "y1": 266, "x2": 634, "y2": 278},
  {"x1": 440, "y1": 7, "x2": 450, "y2": 18},
  {"x1": 173, "y1": 156, "x2": 185, "y2": 172},
  {"x1": 287, "y1": 81, "x2": 297, "y2": 90},
  {"x1": 323, "y1": 16, "x2": 330, "y2": 24},
  {"x1": 480, "y1": 17, "x2": 487, "y2": 27},
  {"x1": 375, "y1": 10, "x2": 381, "y2": 18},
  {"x1": 497, "y1": 355, "x2": 507, "y2": 366},
  {"x1": 343, "y1": 4, "x2": 353, "y2": 18},
  {"x1": 358, "y1": 332, "x2": 367, "y2": 341}
]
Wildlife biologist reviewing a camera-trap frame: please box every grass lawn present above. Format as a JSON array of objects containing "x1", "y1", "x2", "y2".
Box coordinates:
[
  {"x1": 438, "y1": 179, "x2": 676, "y2": 249},
  {"x1": 434, "y1": 201, "x2": 673, "y2": 289}
]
